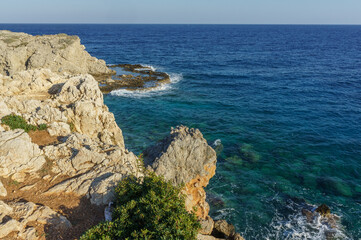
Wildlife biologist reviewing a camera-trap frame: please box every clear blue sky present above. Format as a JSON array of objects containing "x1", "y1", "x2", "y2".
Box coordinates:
[{"x1": 1, "y1": 0, "x2": 360, "y2": 24}]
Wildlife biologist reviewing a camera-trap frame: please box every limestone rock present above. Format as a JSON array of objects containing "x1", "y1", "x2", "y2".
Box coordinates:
[
  {"x1": 54, "y1": 74, "x2": 125, "y2": 147},
  {"x1": 0, "y1": 219, "x2": 21, "y2": 238},
  {"x1": 0, "y1": 180, "x2": 7, "y2": 197},
  {"x1": 44, "y1": 133, "x2": 141, "y2": 205},
  {"x1": 212, "y1": 220, "x2": 236, "y2": 239},
  {"x1": 0, "y1": 200, "x2": 13, "y2": 222},
  {"x1": 200, "y1": 216, "x2": 215, "y2": 235},
  {"x1": 0, "y1": 69, "x2": 125, "y2": 148},
  {"x1": 144, "y1": 125, "x2": 217, "y2": 219},
  {"x1": 0, "y1": 130, "x2": 45, "y2": 181},
  {"x1": 197, "y1": 234, "x2": 221, "y2": 240},
  {"x1": 0, "y1": 200, "x2": 72, "y2": 239},
  {"x1": 0, "y1": 30, "x2": 115, "y2": 77},
  {"x1": 47, "y1": 121, "x2": 71, "y2": 136}
]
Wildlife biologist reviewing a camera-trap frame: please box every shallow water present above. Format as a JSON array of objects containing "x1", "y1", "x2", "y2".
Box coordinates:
[{"x1": 2, "y1": 24, "x2": 360, "y2": 239}]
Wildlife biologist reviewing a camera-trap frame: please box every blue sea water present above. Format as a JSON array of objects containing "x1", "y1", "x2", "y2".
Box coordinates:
[{"x1": 1, "y1": 24, "x2": 360, "y2": 239}]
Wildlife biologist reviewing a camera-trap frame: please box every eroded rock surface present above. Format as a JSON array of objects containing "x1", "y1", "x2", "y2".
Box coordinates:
[
  {"x1": 0, "y1": 68, "x2": 142, "y2": 238},
  {"x1": 0, "y1": 30, "x2": 114, "y2": 77},
  {"x1": 144, "y1": 125, "x2": 217, "y2": 219},
  {"x1": 0, "y1": 129, "x2": 45, "y2": 182},
  {"x1": 0, "y1": 200, "x2": 71, "y2": 239},
  {"x1": 0, "y1": 69, "x2": 124, "y2": 147}
]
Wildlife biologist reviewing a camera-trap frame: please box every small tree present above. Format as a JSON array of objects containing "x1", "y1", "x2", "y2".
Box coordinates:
[{"x1": 81, "y1": 174, "x2": 200, "y2": 240}]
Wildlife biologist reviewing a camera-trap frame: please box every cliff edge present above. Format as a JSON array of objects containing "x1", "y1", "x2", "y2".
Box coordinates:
[{"x1": 0, "y1": 31, "x2": 242, "y2": 240}]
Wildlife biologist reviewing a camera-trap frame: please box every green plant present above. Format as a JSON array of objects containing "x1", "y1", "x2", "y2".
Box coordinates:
[
  {"x1": 81, "y1": 174, "x2": 200, "y2": 240},
  {"x1": 1, "y1": 114, "x2": 48, "y2": 132},
  {"x1": 38, "y1": 123, "x2": 48, "y2": 131},
  {"x1": 68, "y1": 121, "x2": 75, "y2": 132}
]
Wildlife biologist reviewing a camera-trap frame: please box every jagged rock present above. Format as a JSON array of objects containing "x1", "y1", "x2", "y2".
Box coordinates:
[
  {"x1": 144, "y1": 126, "x2": 217, "y2": 219},
  {"x1": 0, "y1": 200, "x2": 13, "y2": 222},
  {"x1": 47, "y1": 122, "x2": 71, "y2": 136},
  {"x1": 197, "y1": 234, "x2": 221, "y2": 240},
  {"x1": 19, "y1": 227, "x2": 37, "y2": 240},
  {"x1": 0, "y1": 30, "x2": 115, "y2": 77},
  {"x1": 0, "y1": 219, "x2": 21, "y2": 238},
  {"x1": 0, "y1": 180, "x2": 7, "y2": 197},
  {"x1": 316, "y1": 204, "x2": 331, "y2": 217},
  {"x1": 0, "y1": 200, "x2": 72, "y2": 239},
  {"x1": 212, "y1": 220, "x2": 236, "y2": 239},
  {"x1": 0, "y1": 69, "x2": 125, "y2": 148},
  {"x1": 44, "y1": 133, "x2": 141, "y2": 205},
  {"x1": 200, "y1": 216, "x2": 215, "y2": 235},
  {"x1": 0, "y1": 130, "x2": 45, "y2": 182}
]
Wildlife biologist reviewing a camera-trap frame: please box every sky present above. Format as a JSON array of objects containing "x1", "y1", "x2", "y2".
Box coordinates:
[{"x1": 1, "y1": 0, "x2": 361, "y2": 24}]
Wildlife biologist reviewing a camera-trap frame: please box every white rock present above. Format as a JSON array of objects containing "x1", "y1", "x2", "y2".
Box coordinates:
[
  {"x1": 0, "y1": 180, "x2": 6, "y2": 197},
  {"x1": 0, "y1": 130, "x2": 46, "y2": 181}
]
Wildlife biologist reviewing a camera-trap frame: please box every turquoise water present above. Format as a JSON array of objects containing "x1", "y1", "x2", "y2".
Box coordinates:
[{"x1": 2, "y1": 24, "x2": 360, "y2": 239}]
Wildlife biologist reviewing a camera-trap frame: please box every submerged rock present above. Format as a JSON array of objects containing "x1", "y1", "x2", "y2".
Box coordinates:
[
  {"x1": 99, "y1": 64, "x2": 171, "y2": 93},
  {"x1": 316, "y1": 203, "x2": 331, "y2": 217}
]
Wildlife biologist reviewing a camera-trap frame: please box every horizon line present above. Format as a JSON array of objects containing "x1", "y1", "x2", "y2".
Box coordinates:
[{"x1": 1, "y1": 23, "x2": 361, "y2": 26}]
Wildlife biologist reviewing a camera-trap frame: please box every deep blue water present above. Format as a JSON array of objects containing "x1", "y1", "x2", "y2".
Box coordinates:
[{"x1": 1, "y1": 24, "x2": 361, "y2": 239}]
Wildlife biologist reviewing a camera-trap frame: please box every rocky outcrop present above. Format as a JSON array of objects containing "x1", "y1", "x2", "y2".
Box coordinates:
[
  {"x1": 99, "y1": 64, "x2": 171, "y2": 93},
  {"x1": 144, "y1": 125, "x2": 217, "y2": 219},
  {"x1": 0, "y1": 30, "x2": 114, "y2": 77},
  {"x1": 0, "y1": 68, "x2": 142, "y2": 238},
  {"x1": 0, "y1": 69, "x2": 124, "y2": 147},
  {"x1": 144, "y1": 126, "x2": 244, "y2": 240},
  {"x1": 0, "y1": 200, "x2": 71, "y2": 239}
]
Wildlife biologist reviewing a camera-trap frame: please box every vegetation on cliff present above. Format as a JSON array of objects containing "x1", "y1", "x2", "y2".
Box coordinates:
[
  {"x1": 81, "y1": 174, "x2": 200, "y2": 240},
  {"x1": 1, "y1": 114, "x2": 47, "y2": 132}
]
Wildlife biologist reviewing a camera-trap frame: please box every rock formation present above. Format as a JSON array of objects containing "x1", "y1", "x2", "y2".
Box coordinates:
[
  {"x1": 0, "y1": 68, "x2": 142, "y2": 238},
  {"x1": 0, "y1": 200, "x2": 71, "y2": 239},
  {"x1": 0, "y1": 30, "x2": 115, "y2": 77},
  {"x1": 144, "y1": 126, "x2": 243, "y2": 240},
  {"x1": 144, "y1": 126, "x2": 217, "y2": 219}
]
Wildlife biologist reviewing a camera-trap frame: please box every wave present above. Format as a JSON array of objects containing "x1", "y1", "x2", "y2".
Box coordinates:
[
  {"x1": 266, "y1": 202, "x2": 350, "y2": 240},
  {"x1": 110, "y1": 73, "x2": 183, "y2": 98},
  {"x1": 138, "y1": 64, "x2": 157, "y2": 72}
]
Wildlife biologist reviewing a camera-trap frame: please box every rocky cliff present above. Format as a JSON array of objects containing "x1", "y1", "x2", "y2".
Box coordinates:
[
  {"x1": 0, "y1": 30, "x2": 115, "y2": 77},
  {"x1": 0, "y1": 68, "x2": 142, "y2": 238},
  {"x1": 0, "y1": 31, "x2": 241, "y2": 240}
]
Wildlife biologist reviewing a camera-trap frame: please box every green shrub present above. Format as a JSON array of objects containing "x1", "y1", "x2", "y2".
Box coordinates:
[
  {"x1": 81, "y1": 174, "x2": 200, "y2": 240},
  {"x1": 38, "y1": 123, "x2": 48, "y2": 131},
  {"x1": 1, "y1": 114, "x2": 47, "y2": 132}
]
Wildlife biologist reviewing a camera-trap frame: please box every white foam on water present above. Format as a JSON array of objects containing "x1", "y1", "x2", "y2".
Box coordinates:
[
  {"x1": 138, "y1": 64, "x2": 157, "y2": 71},
  {"x1": 266, "y1": 205, "x2": 350, "y2": 240},
  {"x1": 110, "y1": 73, "x2": 183, "y2": 98},
  {"x1": 213, "y1": 139, "x2": 222, "y2": 147}
]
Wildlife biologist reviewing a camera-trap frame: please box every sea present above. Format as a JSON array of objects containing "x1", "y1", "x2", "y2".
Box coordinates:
[{"x1": 1, "y1": 24, "x2": 360, "y2": 240}]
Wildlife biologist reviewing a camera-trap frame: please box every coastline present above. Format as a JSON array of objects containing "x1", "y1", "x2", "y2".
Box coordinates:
[{"x1": 0, "y1": 30, "x2": 242, "y2": 239}]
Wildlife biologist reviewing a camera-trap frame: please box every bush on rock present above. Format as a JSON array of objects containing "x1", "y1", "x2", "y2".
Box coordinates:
[{"x1": 81, "y1": 174, "x2": 200, "y2": 240}]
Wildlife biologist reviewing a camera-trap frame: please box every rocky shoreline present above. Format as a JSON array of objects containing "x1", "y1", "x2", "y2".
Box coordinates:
[
  {"x1": 0, "y1": 31, "x2": 243, "y2": 239},
  {"x1": 99, "y1": 64, "x2": 171, "y2": 93}
]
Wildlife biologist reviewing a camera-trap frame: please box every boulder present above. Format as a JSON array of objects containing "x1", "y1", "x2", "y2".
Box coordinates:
[
  {"x1": 199, "y1": 216, "x2": 215, "y2": 235},
  {"x1": 144, "y1": 126, "x2": 217, "y2": 219},
  {"x1": 0, "y1": 130, "x2": 45, "y2": 181},
  {"x1": 212, "y1": 220, "x2": 236, "y2": 239}
]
